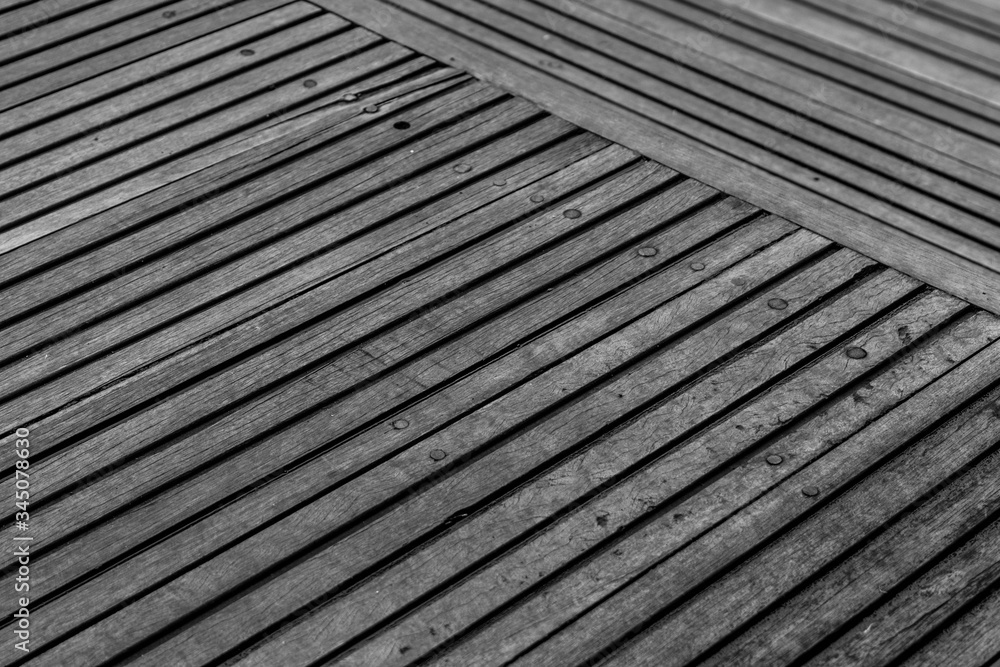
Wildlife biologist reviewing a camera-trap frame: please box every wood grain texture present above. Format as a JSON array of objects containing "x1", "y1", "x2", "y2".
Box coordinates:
[
  {"x1": 0, "y1": 0, "x2": 293, "y2": 112},
  {"x1": 720, "y1": 0, "x2": 1000, "y2": 108},
  {"x1": 701, "y1": 450, "x2": 1000, "y2": 666},
  {"x1": 0, "y1": 13, "x2": 359, "y2": 241},
  {"x1": 5, "y1": 6, "x2": 1000, "y2": 666},
  {"x1": 0, "y1": 0, "x2": 170, "y2": 71},
  {"x1": 5, "y1": 119, "x2": 607, "y2": 551},
  {"x1": 119, "y1": 225, "x2": 833, "y2": 667},
  {"x1": 442, "y1": 309, "x2": 1000, "y2": 666},
  {"x1": 25, "y1": 182, "x2": 752, "y2": 658},
  {"x1": 0, "y1": 0, "x2": 113, "y2": 44},
  {"x1": 320, "y1": 0, "x2": 1000, "y2": 316},
  {"x1": 600, "y1": 344, "x2": 1000, "y2": 667},
  {"x1": 0, "y1": 58, "x2": 462, "y2": 279},
  {"x1": 811, "y1": 518, "x2": 1000, "y2": 665},
  {"x1": 278, "y1": 261, "x2": 926, "y2": 666},
  {"x1": 0, "y1": 67, "x2": 482, "y2": 390},
  {"x1": 0, "y1": 1, "x2": 312, "y2": 157},
  {"x1": 900, "y1": 588, "x2": 1000, "y2": 666},
  {"x1": 0, "y1": 102, "x2": 577, "y2": 477}
]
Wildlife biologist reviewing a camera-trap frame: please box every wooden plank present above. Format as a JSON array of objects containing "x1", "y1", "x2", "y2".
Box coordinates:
[
  {"x1": 328, "y1": 282, "x2": 955, "y2": 666},
  {"x1": 15, "y1": 150, "x2": 658, "y2": 530},
  {"x1": 0, "y1": 139, "x2": 639, "y2": 514},
  {"x1": 508, "y1": 330, "x2": 1000, "y2": 665},
  {"x1": 923, "y1": 0, "x2": 1000, "y2": 40},
  {"x1": 149, "y1": 236, "x2": 854, "y2": 665},
  {"x1": 42, "y1": 225, "x2": 830, "y2": 666},
  {"x1": 706, "y1": 0, "x2": 1000, "y2": 119},
  {"x1": 0, "y1": 0, "x2": 293, "y2": 112},
  {"x1": 789, "y1": 0, "x2": 1000, "y2": 97},
  {"x1": 568, "y1": 0, "x2": 1000, "y2": 196},
  {"x1": 0, "y1": 0, "x2": 299, "y2": 93},
  {"x1": 320, "y1": 0, "x2": 1000, "y2": 318},
  {"x1": 5, "y1": 132, "x2": 619, "y2": 632},
  {"x1": 0, "y1": 0, "x2": 110, "y2": 43},
  {"x1": 0, "y1": 52, "x2": 437, "y2": 342},
  {"x1": 702, "y1": 452, "x2": 1000, "y2": 666},
  {"x1": 0, "y1": 0, "x2": 53, "y2": 15},
  {"x1": 4, "y1": 88, "x2": 532, "y2": 414},
  {"x1": 812, "y1": 521, "x2": 1000, "y2": 665},
  {"x1": 480, "y1": 0, "x2": 1000, "y2": 245},
  {"x1": 0, "y1": 58, "x2": 462, "y2": 278},
  {"x1": 438, "y1": 308, "x2": 1000, "y2": 666},
  {"x1": 0, "y1": 0, "x2": 169, "y2": 71},
  {"x1": 0, "y1": 3, "x2": 333, "y2": 172},
  {"x1": 663, "y1": 0, "x2": 1000, "y2": 141},
  {"x1": 835, "y1": 0, "x2": 1000, "y2": 68},
  {"x1": 28, "y1": 192, "x2": 762, "y2": 655},
  {"x1": 0, "y1": 11, "x2": 354, "y2": 203},
  {"x1": 595, "y1": 361, "x2": 1000, "y2": 666},
  {"x1": 901, "y1": 588, "x2": 1000, "y2": 666},
  {"x1": 0, "y1": 90, "x2": 540, "y2": 444},
  {"x1": 21, "y1": 153, "x2": 665, "y2": 666},
  {"x1": 248, "y1": 265, "x2": 942, "y2": 666},
  {"x1": 0, "y1": 24, "x2": 403, "y2": 251},
  {"x1": 4, "y1": 8, "x2": 999, "y2": 664},
  {"x1": 0, "y1": 0, "x2": 308, "y2": 146}
]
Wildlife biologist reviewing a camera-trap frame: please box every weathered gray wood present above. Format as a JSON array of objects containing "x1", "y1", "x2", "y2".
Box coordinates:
[
  {"x1": 704, "y1": 0, "x2": 1000, "y2": 121},
  {"x1": 0, "y1": 0, "x2": 296, "y2": 94},
  {"x1": 11, "y1": 120, "x2": 600, "y2": 544},
  {"x1": 0, "y1": 1, "x2": 310, "y2": 147},
  {"x1": 441, "y1": 307, "x2": 1000, "y2": 666},
  {"x1": 0, "y1": 0, "x2": 292, "y2": 112},
  {"x1": 0, "y1": 59, "x2": 461, "y2": 280},
  {"x1": 702, "y1": 450, "x2": 1000, "y2": 666},
  {"x1": 0, "y1": 92, "x2": 551, "y2": 438},
  {"x1": 0, "y1": 0, "x2": 36, "y2": 14},
  {"x1": 427, "y1": 0, "x2": 1000, "y2": 264},
  {"x1": 596, "y1": 352, "x2": 1000, "y2": 666},
  {"x1": 900, "y1": 592, "x2": 1000, "y2": 666},
  {"x1": 245, "y1": 264, "x2": 942, "y2": 666},
  {"x1": 500, "y1": 0, "x2": 1000, "y2": 257},
  {"x1": 333, "y1": 281, "x2": 955, "y2": 666},
  {"x1": 20, "y1": 146, "x2": 652, "y2": 515},
  {"x1": 0, "y1": 57, "x2": 456, "y2": 356},
  {"x1": 4, "y1": 6, "x2": 1000, "y2": 664},
  {"x1": 663, "y1": 0, "x2": 1000, "y2": 140},
  {"x1": 321, "y1": 0, "x2": 1000, "y2": 317},
  {"x1": 105, "y1": 231, "x2": 841, "y2": 666},
  {"x1": 568, "y1": 0, "x2": 1000, "y2": 193},
  {"x1": 0, "y1": 141, "x2": 639, "y2": 520},
  {"x1": 829, "y1": 0, "x2": 1000, "y2": 69},
  {"x1": 725, "y1": 0, "x2": 1000, "y2": 108},
  {"x1": 28, "y1": 194, "x2": 763, "y2": 656},
  {"x1": 0, "y1": 6, "x2": 343, "y2": 183},
  {"x1": 0, "y1": 0, "x2": 156, "y2": 67},
  {"x1": 0, "y1": 90, "x2": 538, "y2": 422},
  {"x1": 505, "y1": 326, "x2": 1000, "y2": 664},
  {"x1": 813, "y1": 520, "x2": 1000, "y2": 665},
  {"x1": 923, "y1": 0, "x2": 1000, "y2": 41},
  {"x1": 0, "y1": 0, "x2": 167, "y2": 72},
  {"x1": 25, "y1": 154, "x2": 669, "y2": 666},
  {"x1": 0, "y1": 15, "x2": 364, "y2": 242},
  {"x1": 0, "y1": 0, "x2": 110, "y2": 36}
]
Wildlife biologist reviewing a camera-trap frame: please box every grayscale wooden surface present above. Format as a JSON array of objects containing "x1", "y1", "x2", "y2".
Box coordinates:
[
  {"x1": 323, "y1": 0, "x2": 1000, "y2": 318},
  {"x1": 1, "y1": 1, "x2": 999, "y2": 666}
]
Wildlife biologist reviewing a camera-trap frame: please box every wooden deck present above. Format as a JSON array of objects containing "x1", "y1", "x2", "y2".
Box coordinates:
[
  {"x1": 1, "y1": 1, "x2": 1000, "y2": 666},
  {"x1": 325, "y1": 0, "x2": 1000, "y2": 317}
]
